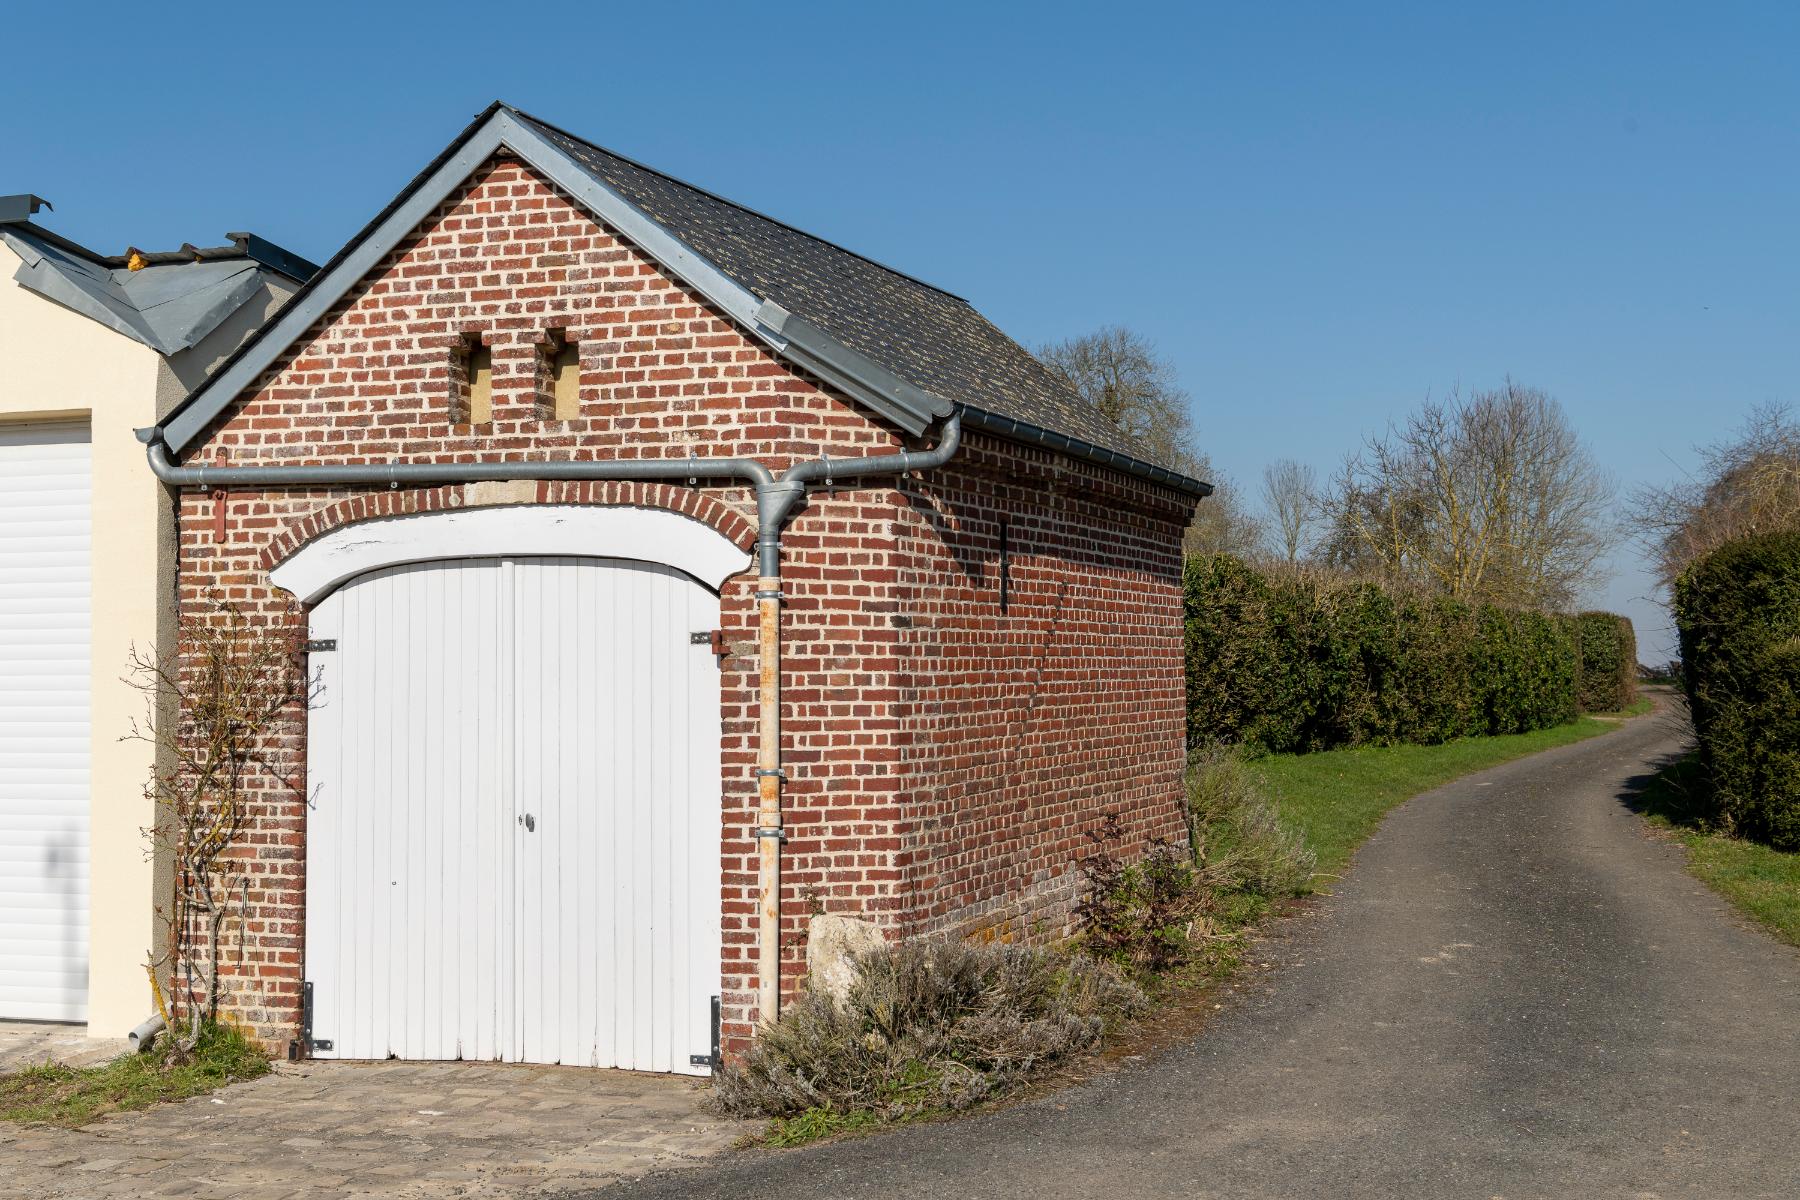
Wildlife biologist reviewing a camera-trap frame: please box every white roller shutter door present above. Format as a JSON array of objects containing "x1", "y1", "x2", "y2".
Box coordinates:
[{"x1": 0, "y1": 422, "x2": 91, "y2": 1023}]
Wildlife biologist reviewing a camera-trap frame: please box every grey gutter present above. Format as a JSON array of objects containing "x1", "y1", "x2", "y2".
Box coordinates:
[
  {"x1": 141, "y1": 433, "x2": 770, "y2": 489},
  {"x1": 784, "y1": 408, "x2": 962, "y2": 486},
  {"x1": 137, "y1": 410, "x2": 962, "y2": 577},
  {"x1": 960, "y1": 405, "x2": 1213, "y2": 498}
]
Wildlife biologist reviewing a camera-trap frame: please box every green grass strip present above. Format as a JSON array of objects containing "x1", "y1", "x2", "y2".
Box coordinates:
[
  {"x1": 0, "y1": 1021, "x2": 270, "y2": 1128},
  {"x1": 1246, "y1": 716, "x2": 1620, "y2": 885},
  {"x1": 1630, "y1": 755, "x2": 1800, "y2": 947}
]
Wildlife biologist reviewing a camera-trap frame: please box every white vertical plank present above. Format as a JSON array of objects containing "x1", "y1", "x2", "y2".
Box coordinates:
[
  {"x1": 575, "y1": 561, "x2": 599, "y2": 1065},
  {"x1": 351, "y1": 577, "x2": 374, "y2": 1058},
  {"x1": 404, "y1": 565, "x2": 426, "y2": 1060},
  {"x1": 631, "y1": 564, "x2": 654, "y2": 1071},
  {"x1": 649, "y1": 568, "x2": 676, "y2": 1073},
  {"x1": 470, "y1": 561, "x2": 503, "y2": 1062},
  {"x1": 302, "y1": 591, "x2": 341, "y2": 1056},
  {"x1": 554, "y1": 558, "x2": 582, "y2": 1064},
  {"x1": 513, "y1": 556, "x2": 546, "y2": 1064},
  {"x1": 501, "y1": 558, "x2": 519, "y2": 1063},
  {"x1": 687, "y1": 574, "x2": 724, "y2": 1074},
  {"x1": 351, "y1": 577, "x2": 376, "y2": 1057},
  {"x1": 344, "y1": 577, "x2": 367, "y2": 1059},
  {"x1": 592, "y1": 560, "x2": 621, "y2": 1070}
]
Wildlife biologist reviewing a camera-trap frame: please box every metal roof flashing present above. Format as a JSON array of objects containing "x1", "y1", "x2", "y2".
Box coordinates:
[
  {"x1": 3, "y1": 198, "x2": 316, "y2": 358},
  {"x1": 5, "y1": 225, "x2": 291, "y2": 356},
  {"x1": 0, "y1": 194, "x2": 50, "y2": 224}
]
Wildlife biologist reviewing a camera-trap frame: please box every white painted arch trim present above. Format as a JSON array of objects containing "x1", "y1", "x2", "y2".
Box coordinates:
[{"x1": 270, "y1": 505, "x2": 752, "y2": 604}]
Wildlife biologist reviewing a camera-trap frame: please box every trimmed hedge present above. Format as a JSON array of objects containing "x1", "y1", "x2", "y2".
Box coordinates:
[
  {"x1": 1571, "y1": 611, "x2": 1638, "y2": 714},
  {"x1": 1674, "y1": 529, "x2": 1800, "y2": 850},
  {"x1": 1184, "y1": 556, "x2": 1607, "y2": 755}
]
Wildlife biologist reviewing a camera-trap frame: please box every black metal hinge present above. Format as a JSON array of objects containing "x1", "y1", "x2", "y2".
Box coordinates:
[
  {"x1": 305, "y1": 638, "x2": 337, "y2": 653},
  {"x1": 689, "y1": 629, "x2": 726, "y2": 658},
  {"x1": 689, "y1": 995, "x2": 721, "y2": 1069},
  {"x1": 300, "y1": 980, "x2": 332, "y2": 1054}
]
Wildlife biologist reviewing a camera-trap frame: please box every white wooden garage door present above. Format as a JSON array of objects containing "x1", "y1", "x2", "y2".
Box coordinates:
[
  {"x1": 0, "y1": 422, "x2": 91, "y2": 1023},
  {"x1": 304, "y1": 556, "x2": 722, "y2": 1073}
]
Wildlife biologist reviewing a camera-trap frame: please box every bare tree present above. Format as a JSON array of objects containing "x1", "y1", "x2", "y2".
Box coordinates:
[
  {"x1": 130, "y1": 599, "x2": 309, "y2": 1061},
  {"x1": 1184, "y1": 456, "x2": 1266, "y2": 557},
  {"x1": 1260, "y1": 458, "x2": 1318, "y2": 563},
  {"x1": 1633, "y1": 402, "x2": 1800, "y2": 589},
  {"x1": 1039, "y1": 326, "x2": 1202, "y2": 476},
  {"x1": 1317, "y1": 381, "x2": 1614, "y2": 608},
  {"x1": 1039, "y1": 326, "x2": 1263, "y2": 555}
]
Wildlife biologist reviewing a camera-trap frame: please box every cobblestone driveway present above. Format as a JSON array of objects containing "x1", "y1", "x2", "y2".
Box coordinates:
[
  {"x1": 0, "y1": 1058, "x2": 744, "y2": 1199},
  {"x1": 0, "y1": 1022, "x2": 129, "y2": 1071}
]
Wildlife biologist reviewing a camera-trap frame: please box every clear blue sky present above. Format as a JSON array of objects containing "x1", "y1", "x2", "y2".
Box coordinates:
[{"x1": 11, "y1": 1, "x2": 1797, "y2": 660}]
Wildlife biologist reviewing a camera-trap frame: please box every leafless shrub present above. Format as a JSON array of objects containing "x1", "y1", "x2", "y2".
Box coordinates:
[
  {"x1": 127, "y1": 598, "x2": 310, "y2": 1062},
  {"x1": 715, "y1": 940, "x2": 1144, "y2": 1119},
  {"x1": 1074, "y1": 815, "x2": 1206, "y2": 975}
]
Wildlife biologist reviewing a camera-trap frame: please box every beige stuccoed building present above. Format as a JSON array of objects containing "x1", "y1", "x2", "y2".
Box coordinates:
[{"x1": 0, "y1": 194, "x2": 312, "y2": 1037}]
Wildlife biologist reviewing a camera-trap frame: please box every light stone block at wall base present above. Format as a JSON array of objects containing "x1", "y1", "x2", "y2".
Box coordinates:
[{"x1": 806, "y1": 914, "x2": 885, "y2": 1003}]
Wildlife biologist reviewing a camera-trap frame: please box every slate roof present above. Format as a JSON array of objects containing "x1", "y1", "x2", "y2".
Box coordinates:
[{"x1": 511, "y1": 109, "x2": 1161, "y2": 471}]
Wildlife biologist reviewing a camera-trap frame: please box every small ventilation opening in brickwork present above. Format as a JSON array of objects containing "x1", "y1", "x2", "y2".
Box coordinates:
[
  {"x1": 454, "y1": 336, "x2": 493, "y2": 426},
  {"x1": 546, "y1": 331, "x2": 581, "y2": 421}
]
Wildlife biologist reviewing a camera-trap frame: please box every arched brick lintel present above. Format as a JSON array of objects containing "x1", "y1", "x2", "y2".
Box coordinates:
[{"x1": 258, "y1": 481, "x2": 759, "y2": 587}]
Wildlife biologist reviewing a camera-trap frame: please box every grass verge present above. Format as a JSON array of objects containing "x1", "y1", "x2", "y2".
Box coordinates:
[
  {"x1": 760, "y1": 1105, "x2": 884, "y2": 1148},
  {"x1": 1629, "y1": 755, "x2": 1800, "y2": 946},
  {"x1": 1245, "y1": 716, "x2": 1620, "y2": 884},
  {"x1": 1602, "y1": 696, "x2": 1657, "y2": 719},
  {"x1": 0, "y1": 1022, "x2": 270, "y2": 1128}
]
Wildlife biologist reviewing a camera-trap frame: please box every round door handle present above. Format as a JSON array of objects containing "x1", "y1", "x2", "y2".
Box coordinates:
[{"x1": 520, "y1": 814, "x2": 536, "y2": 832}]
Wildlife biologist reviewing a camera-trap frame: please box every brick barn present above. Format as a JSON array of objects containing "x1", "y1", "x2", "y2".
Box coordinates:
[{"x1": 145, "y1": 102, "x2": 1209, "y2": 1069}]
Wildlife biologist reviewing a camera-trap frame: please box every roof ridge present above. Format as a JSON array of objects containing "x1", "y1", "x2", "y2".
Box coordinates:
[
  {"x1": 5, "y1": 218, "x2": 309, "y2": 276},
  {"x1": 5, "y1": 222, "x2": 112, "y2": 267},
  {"x1": 503, "y1": 104, "x2": 970, "y2": 305}
]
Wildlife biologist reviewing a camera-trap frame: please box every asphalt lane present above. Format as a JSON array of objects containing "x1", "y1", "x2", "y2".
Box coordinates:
[{"x1": 594, "y1": 706, "x2": 1800, "y2": 1199}]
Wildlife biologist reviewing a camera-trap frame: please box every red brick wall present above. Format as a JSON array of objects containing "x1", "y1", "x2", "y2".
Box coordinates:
[
  {"x1": 887, "y1": 433, "x2": 1193, "y2": 944},
  {"x1": 171, "y1": 153, "x2": 1192, "y2": 1059}
]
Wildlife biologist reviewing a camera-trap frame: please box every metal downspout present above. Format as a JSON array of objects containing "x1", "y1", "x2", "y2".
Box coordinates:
[
  {"x1": 138, "y1": 409, "x2": 962, "y2": 1034},
  {"x1": 749, "y1": 480, "x2": 805, "y2": 1028},
  {"x1": 747, "y1": 412, "x2": 962, "y2": 1023}
]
